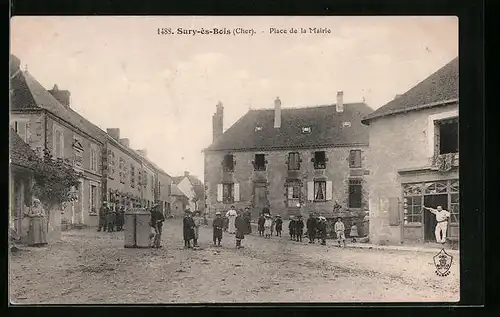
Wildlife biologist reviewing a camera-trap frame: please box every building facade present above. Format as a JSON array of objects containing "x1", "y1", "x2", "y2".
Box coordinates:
[
  {"x1": 172, "y1": 171, "x2": 205, "y2": 213},
  {"x1": 204, "y1": 95, "x2": 372, "y2": 220},
  {"x1": 362, "y1": 57, "x2": 459, "y2": 246}
]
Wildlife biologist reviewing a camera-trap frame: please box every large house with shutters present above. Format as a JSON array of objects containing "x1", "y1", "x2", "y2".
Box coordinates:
[
  {"x1": 203, "y1": 94, "x2": 372, "y2": 220},
  {"x1": 362, "y1": 57, "x2": 459, "y2": 246}
]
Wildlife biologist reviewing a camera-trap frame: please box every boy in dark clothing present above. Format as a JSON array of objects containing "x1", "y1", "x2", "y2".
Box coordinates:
[
  {"x1": 97, "y1": 202, "x2": 109, "y2": 232},
  {"x1": 275, "y1": 215, "x2": 283, "y2": 237},
  {"x1": 288, "y1": 216, "x2": 296, "y2": 240},
  {"x1": 183, "y1": 210, "x2": 196, "y2": 248},
  {"x1": 295, "y1": 215, "x2": 304, "y2": 242},
  {"x1": 306, "y1": 214, "x2": 317, "y2": 243},
  {"x1": 115, "y1": 206, "x2": 125, "y2": 231},
  {"x1": 212, "y1": 212, "x2": 224, "y2": 246},
  {"x1": 150, "y1": 204, "x2": 165, "y2": 248},
  {"x1": 106, "y1": 209, "x2": 116, "y2": 232},
  {"x1": 235, "y1": 210, "x2": 246, "y2": 248},
  {"x1": 317, "y1": 217, "x2": 327, "y2": 245},
  {"x1": 258, "y1": 213, "x2": 265, "y2": 236}
]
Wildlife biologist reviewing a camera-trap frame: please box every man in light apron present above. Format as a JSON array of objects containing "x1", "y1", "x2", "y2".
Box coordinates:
[{"x1": 423, "y1": 205, "x2": 451, "y2": 244}]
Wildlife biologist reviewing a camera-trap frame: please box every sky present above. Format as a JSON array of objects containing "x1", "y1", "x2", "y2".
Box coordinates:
[{"x1": 10, "y1": 16, "x2": 458, "y2": 181}]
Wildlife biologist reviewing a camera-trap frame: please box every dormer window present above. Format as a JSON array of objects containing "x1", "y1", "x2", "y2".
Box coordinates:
[
  {"x1": 255, "y1": 126, "x2": 262, "y2": 132},
  {"x1": 342, "y1": 122, "x2": 351, "y2": 128},
  {"x1": 301, "y1": 127, "x2": 311, "y2": 133}
]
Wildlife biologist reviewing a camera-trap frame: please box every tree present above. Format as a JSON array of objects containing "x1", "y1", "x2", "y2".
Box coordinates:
[{"x1": 31, "y1": 148, "x2": 82, "y2": 230}]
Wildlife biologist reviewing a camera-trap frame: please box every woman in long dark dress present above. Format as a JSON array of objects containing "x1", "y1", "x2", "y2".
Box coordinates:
[{"x1": 183, "y1": 210, "x2": 196, "y2": 248}]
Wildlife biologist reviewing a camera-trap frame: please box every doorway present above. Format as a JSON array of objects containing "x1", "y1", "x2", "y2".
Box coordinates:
[
  {"x1": 253, "y1": 184, "x2": 267, "y2": 219},
  {"x1": 423, "y1": 194, "x2": 448, "y2": 242}
]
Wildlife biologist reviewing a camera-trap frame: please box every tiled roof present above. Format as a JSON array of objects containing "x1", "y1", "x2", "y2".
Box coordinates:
[
  {"x1": 10, "y1": 60, "x2": 106, "y2": 142},
  {"x1": 362, "y1": 57, "x2": 459, "y2": 123},
  {"x1": 10, "y1": 128, "x2": 39, "y2": 169},
  {"x1": 204, "y1": 103, "x2": 372, "y2": 152}
]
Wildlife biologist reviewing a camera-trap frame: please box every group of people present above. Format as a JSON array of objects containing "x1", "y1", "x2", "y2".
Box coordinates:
[
  {"x1": 289, "y1": 214, "x2": 358, "y2": 247},
  {"x1": 182, "y1": 209, "x2": 206, "y2": 248},
  {"x1": 97, "y1": 201, "x2": 125, "y2": 232},
  {"x1": 257, "y1": 208, "x2": 283, "y2": 238}
]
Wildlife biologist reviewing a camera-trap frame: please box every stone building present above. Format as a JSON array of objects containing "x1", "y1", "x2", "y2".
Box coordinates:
[
  {"x1": 10, "y1": 55, "x2": 105, "y2": 228},
  {"x1": 172, "y1": 171, "x2": 205, "y2": 213},
  {"x1": 362, "y1": 57, "x2": 459, "y2": 246},
  {"x1": 203, "y1": 95, "x2": 372, "y2": 220}
]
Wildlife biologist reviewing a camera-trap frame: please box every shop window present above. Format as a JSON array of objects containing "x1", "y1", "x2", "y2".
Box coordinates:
[
  {"x1": 403, "y1": 196, "x2": 422, "y2": 224},
  {"x1": 348, "y1": 179, "x2": 362, "y2": 208}
]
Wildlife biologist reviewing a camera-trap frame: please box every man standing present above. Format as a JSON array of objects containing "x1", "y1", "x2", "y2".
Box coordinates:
[
  {"x1": 212, "y1": 211, "x2": 224, "y2": 247},
  {"x1": 225, "y1": 205, "x2": 238, "y2": 234},
  {"x1": 423, "y1": 205, "x2": 451, "y2": 244},
  {"x1": 150, "y1": 204, "x2": 165, "y2": 248},
  {"x1": 97, "y1": 202, "x2": 109, "y2": 232},
  {"x1": 295, "y1": 215, "x2": 304, "y2": 242},
  {"x1": 307, "y1": 213, "x2": 317, "y2": 244},
  {"x1": 106, "y1": 205, "x2": 116, "y2": 232}
]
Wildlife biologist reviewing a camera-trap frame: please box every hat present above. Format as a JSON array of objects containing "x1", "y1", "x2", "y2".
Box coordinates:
[{"x1": 215, "y1": 211, "x2": 221, "y2": 215}]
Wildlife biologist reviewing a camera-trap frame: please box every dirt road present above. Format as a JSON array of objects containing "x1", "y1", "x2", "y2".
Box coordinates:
[{"x1": 9, "y1": 220, "x2": 459, "y2": 304}]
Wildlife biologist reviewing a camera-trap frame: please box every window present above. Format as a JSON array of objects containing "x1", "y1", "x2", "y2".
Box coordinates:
[
  {"x1": 403, "y1": 196, "x2": 422, "y2": 224},
  {"x1": 314, "y1": 181, "x2": 326, "y2": 201},
  {"x1": 130, "y1": 165, "x2": 135, "y2": 188},
  {"x1": 108, "y1": 150, "x2": 115, "y2": 179},
  {"x1": 223, "y1": 183, "x2": 234, "y2": 203},
  {"x1": 55, "y1": 130, "x2": 62, "y2": 158},
  {"x1": 119, "y1": 158, "x2": 125, "y2": 184},
  {"x1": 287, "y1": 184, "x2": 301, "y2": 206},
  {"x1": 450, "y1": 193, "x2": 459, "y2": 225},
  {"x1": 313, "y1": 151, "x2": 326, "y2": 169},
  {"x1": 90, "y1": 185, "x2": 97, "y2": 214},
  {"x1": 13, "y1": 121, "x2": 31, "y2": 143},
  {"x1": 223, "y1": 154, "x2": 234, "y2": 172},
  {"x1": 437, "y1": 118, "x2": 458, "y2": 155},
  {"x1": 288, "y1": 152, "x2": 300, "y2": 170},
  {"x1": 348, "y1": 179, "x2": 362, "y2": 208},
  {"x1": 349, "y1": 150, "x2": 362, "y2": 168},
  {"x1": 90, "y1": 146, "x2": 98, "y2": 171},
  {"x1": 301, "y1": 127, "x2": 311, "y2": 133},
  {"x1": 253, "y1": 154, "x2": 266, "y2": 171},
  {"x1": 342, "y1": 122, "x2": 351, "y2": 128},
  {"x1": 255, "y1": 126, "x2": 262, "y2": 132},
  {"x1": 72, "y1": 138, "x2": 84, "y2": 168}
]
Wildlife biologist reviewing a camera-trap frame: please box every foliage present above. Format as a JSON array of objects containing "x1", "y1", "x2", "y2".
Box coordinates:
[{"x1": 31, "y1": 148, "x2": 82, "y2": 211}]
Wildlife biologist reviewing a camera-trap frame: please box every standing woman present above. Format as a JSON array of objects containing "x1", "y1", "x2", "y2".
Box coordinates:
[
  {"x1": 26, "y1": 198, "x2": 47, "y2": 247},
  {"x1": 243, "y1": 207, "x2": 252, "y2": 235},
  {"x1": 183, "y1": 210, "x2": 196, "y2": 248},
  {"x1": 225, "y1": 205, "x2": 238, "y2": 234}
]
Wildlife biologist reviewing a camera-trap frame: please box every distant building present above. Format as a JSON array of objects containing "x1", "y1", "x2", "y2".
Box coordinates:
[
  {"x1": 362, "y1": 57, "x2": 459, "y2": 245},
  {"x1": 203, "y1": 95, "x2": 372, "y2": 220},
  {"x1": 170, "y1": 184, "x2": 189, "y2": 217},
  {"x1": 172, "y1": 171, "x2": 205, "y2": 213}
]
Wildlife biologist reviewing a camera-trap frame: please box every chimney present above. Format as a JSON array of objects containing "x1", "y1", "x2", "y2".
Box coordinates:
[
  {"x1": 274, "y1": 97, "x2": 282, "y2": 128},
  {"x1": 106, "y1": 128, "x2": 120, "y2": 140},
  {"x1": 184, "y1": 171, "x2": 190, "y2": 177},
  {"x1": 48, "y1": 84, "x2": 71, "y2": 107},
  {"x1": 137, "y1": 149, "x2": 147, "y2": 157},
  {"x1": 119, "y1": 138, "x2": 130, "y2": 147},
  {"x1": 336, "y1": 91, "x2": 344, "y2": 113},
  {"x1": 212, "y1": 101, "x2": 224, "y2": 142}
]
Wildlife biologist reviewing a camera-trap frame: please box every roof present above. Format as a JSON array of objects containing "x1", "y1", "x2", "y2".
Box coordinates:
[
  {"x1": 10, "y1": 128, "x2": 39, "y2": 169},
  {"x1": 172, "y1": 174, "x2": 204, "y2": 200},
  {"x1": 10, "y1": 59, "x2": 106, "y2": 143},
  {"x1": 171, "y1": 184, "x2": 188, "y2": 197},
  {"x1": 362, "y1": 57, "x2": 458, "y2": 123},
  {"x1": 204, "y1": 103, "x2": 372, "y2": 152}
]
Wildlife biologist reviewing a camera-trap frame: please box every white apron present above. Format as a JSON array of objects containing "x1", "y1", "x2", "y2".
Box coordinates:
[{"x1": 226, "y1": 209, "x2": 237, "y2": 234}]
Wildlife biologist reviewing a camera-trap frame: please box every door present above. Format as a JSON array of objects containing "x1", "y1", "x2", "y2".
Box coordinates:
[
  {"x1": 423, "y1": 194, "x2": 448, "y2": 242},
  {"x1": 253, "y1": 184, "x2": 267, "y2": 218}
]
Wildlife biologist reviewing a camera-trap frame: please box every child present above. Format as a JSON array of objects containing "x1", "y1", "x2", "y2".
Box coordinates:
[
  {"x1": 334, "y1": 217, "x2": 346, "y2": 247},
  {"x1": 264, "y1": 215, "x2": 273, "y2": 238},
  {"x1": 258, "y1": 213, "x2": 265, "y2": 236},
  {"x1": 212, "y1": 212, "x2": 224, "y2": 247},
  {"x1": 317, "y1": 216, "x2": 327, "y2": 245},
  {"x1": 350, "y1": 222, "x2": 359, "y2": 243},
  {"x1": 275, "y1": 215, "x2": 283, "y2": 237},
  {"x1": 295, "y1": 215, "x2": 304, "y2": 242},
  {"x1": 235, "y1": 210, "x2": 246, "y2": 248},
  {"x1": 288, "y1": 216, "x2": 296, "y2": 240}
]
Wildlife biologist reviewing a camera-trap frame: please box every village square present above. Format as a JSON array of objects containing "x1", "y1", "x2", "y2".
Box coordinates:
[{"x1": 9, "y1": 17, "x2": 459, "y2": 304}]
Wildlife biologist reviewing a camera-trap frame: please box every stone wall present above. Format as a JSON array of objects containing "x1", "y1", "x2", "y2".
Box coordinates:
[
  {"x1": 365, "y1": 103, "x2": 458, "y2": 245},
  {"x1": 204, "y1": 146, "x2": 369, "y2": 219}
]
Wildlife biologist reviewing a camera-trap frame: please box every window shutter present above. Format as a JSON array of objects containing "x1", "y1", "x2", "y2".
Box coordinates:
[
  {"x1": 217, "y1": 184, "x2": 223, "y2": 202},
  {"x1": 234, "y1": 183, "x2": 240, "y2": 202},
  {"x1": 434, "y1": 122, "x2": 440, "y2": 155},
  {"x1": 326, "y1": 181, "x2": 333, "y2": 201},
  {"x1": 17, "y1": 122, "x2": 26, "y2": 141},
  {"x1": 288, "y1": 186, "x2": 294, "y2": 199},
  {"x1": 307, "y1": 182, "x2": 314, "y2": 201},
  {"x1": 388, "y1": 197, "x2": 400, "y2": 226}
]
